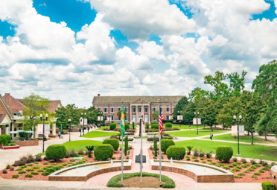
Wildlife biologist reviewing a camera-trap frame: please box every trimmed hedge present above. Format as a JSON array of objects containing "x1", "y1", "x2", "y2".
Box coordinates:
[
  {"x1": 107, "y1": 172, "x2": 175, "y2": 188},
  {"x1": 165, "y1": 122, "x2": 173, "y2": 128},
  {"x1": 161, "y1": 139, "x2": 175, "y2": 153},
  {"x1": 110, "y1": 122, "x2": 116, "y2": 130},
  {"x1": 151, "y1": 123, "x2": 159, "y2": 129},
  {"x1": 0, "y1": 135, "x2": 11, "y2": 146},
  {"x1": 94, "y1": 144, "x2": 114, "y2": 161},
  {"x1": 262, "y1": 182, "x2": 276, "y2": 190},
  {"x1": 216, "y1": 147, "x2": 233, "y2": 163},
  {"x1": 45, "y1": 144, "x2": 66, "y2": 161},
  {"x1": 103, "y1": 138, "x2": 119, "y2": 151},
  {"x1": 166, "y1": 146, "x2": 186, "y2": 160}
]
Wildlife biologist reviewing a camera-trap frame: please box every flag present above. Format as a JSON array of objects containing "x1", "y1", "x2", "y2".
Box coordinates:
[
  {"x1": 120, "y1": 107, "x2": 125, "y2": 137},
  {"x1": 159, "y1": 107, "x2": 163, "y2": 134}
]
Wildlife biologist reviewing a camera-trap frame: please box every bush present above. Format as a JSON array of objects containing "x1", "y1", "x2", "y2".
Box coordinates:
[
  {"x1": 216, "y1": 147, "x2": 233, "y2": 163},
  {"x1": 35, "y1": 154, "x2": 42, "y2": 162},
  {"x1": 124, "y1": 123, "x2": 130, "y2": 130},
  {"x1": 103, "y1": 138, "x2": 119, "y2": 151},
  {"x1": 151, "y1": 123, "x2": 159, "y2": 129},
  {"x1": 145, "y1": 123, "x2": 150, "y2": 129},
  {"x1": 166, "y1": 146, "x2": 186, "y2": 160},
  {"x1": 94, "y1": 145, "x2": 114, "y2": 161},
  {"x1": 187, "y1": 146, "x2": 193, "y2": 155},
  {"x1": 124, "y1": 136, "x2": 128, "y2": 156},
  {"x1": 110, "y1": 122, "x2": 116, "y2": 130},
  {"x1": 86, "y1": 146, "x2": 94, "y2": 158},
  {"x1": 0, "y1": 135, "x2": 11, "y2": 146},
  {"x1": 165, "y1": 122, "x2": 173, "y2": 128},
  {"x1": 262, "y1": 182, "x2": 276, "y2": 190},
  {"x1": 45, "y1": 144, "x2": 66, "y2": 161},
  {"x1": 161, "y1": 139, "x2": 175, "y2": 153},
  {"x1": 153, "y1": 137, "x2": 158, "y2": 157},
  {"x1": 18, "y1": 131, "x2": 32, "y2": 141}
]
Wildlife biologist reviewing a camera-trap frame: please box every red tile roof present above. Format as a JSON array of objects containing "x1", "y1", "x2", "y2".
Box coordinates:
[
  {"x1": 2, "y1": 93, "x2": 25, "y2": 113},
  {"x1": 47, "y1": 100, "x2": 62, "y2": 113}
]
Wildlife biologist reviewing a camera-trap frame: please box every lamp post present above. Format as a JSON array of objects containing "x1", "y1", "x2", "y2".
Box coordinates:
[
  {"x1": 194, "y1": 111, "x2": 199, "y2": 135},
  {"x1": 233, "y1": 114, "x2": 242, "y2": 155},
  {"x1": 40, "y1": 113, "x2": 48, "y2": 153},
  {"x1": 81, "y1": 112, "x2": 86, "y2": 136},
  {"x1": 68, "y1": 118, "x2": 71, "y2": 142}
]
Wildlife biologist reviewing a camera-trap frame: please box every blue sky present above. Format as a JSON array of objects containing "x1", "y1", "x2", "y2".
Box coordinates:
[{"x1": 0, "y1": 0, "x2": 276, "y2": 106}]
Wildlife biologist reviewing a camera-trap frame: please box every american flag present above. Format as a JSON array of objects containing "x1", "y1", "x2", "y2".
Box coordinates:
[{"x1": 159, "y1": 107, "x2": 163, "y2": 134}]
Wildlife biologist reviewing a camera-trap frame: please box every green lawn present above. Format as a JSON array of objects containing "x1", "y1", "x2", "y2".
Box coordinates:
[
  {"x1": 64, "y1": 140, "x2": 102, "y2": 151},
  {"x1": 166, "y1": 129, "x2": 226, "y2": 137},
  {"x1": 176, "y1": 139, "x2": 277, "y2": 161},
  {"x1": 82, "y1": 130, "x2": 119, "y2": 138},
  {"x1": 209, "y1": 133, "x2": 275, "y2": 144},
  {"x1": 172, "y1": 124, "x2": 205, "y2": 130}
]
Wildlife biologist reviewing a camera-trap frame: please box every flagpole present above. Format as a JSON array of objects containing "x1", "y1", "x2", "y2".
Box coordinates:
[
  {"x1": 159, "y1": 106, "x2": 162, "y2": 182},
  {"x1": 120, "y1": 105, "x2": 125, "y2": 183}
]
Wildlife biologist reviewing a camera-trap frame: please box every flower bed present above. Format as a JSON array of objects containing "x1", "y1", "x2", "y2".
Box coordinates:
[
  {"x1": 149, "y1": 148, "x2": 272, "y2": 183},
  {"x1": 0, "y1": 145, "x2": 20, "y2": 149}
]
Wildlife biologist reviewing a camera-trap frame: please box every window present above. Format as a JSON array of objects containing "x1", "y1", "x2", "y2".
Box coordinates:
[
  {"x1": 111, "y1": 115, "x2": 114, "y2": 120},
  {"x1": 144, "y1": 106, "x2": 148, "y2": 113},
  {"x1": 166, "y1": 115, "x2": 169, "y2": 120},
  {"x1": 132, "y1": 106, "x2": 136, "y2": 113},
  {"x1": 152, "y1": 107, "x2": 156, "y2": 112},
  {"x1": 104, "y1": 107, "x2": 107, "y2": 113},
  {"x1": 138, "y1": 106, "x2": 142, "y2": 112},
  {"x1": 166, "y1": 105, "x2": 170, "y2": 113},
  {"x1": 111, "y1": 107, "x2": 114, "y2": 113}
]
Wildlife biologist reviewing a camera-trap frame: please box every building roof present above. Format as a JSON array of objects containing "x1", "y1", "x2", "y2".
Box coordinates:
[
  {"x1": 92, "y1": 95, "x2": 184, "y2": 105},
  {"x1": 47, "y1": 100, "x2": 62, "y2": 113},
  {"x1": 2, "y1": 93, "x2": 25, "y2": 113},
  {"x1": 0, "y1": 95, "x2": 12, "y2": 123}
]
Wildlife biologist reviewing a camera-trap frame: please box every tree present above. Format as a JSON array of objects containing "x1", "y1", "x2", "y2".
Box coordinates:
[
  {"x1": 173, "y1": 96, "x2": 188, "y2": 117},
  {"x1": 22, "y1": 94, "x2": 49, "y2": 132},
  {"x1": 151, "y1": 111, "x2": 159, "y2": 121},
  {"x1": 252, "y1": 60, "x2": 277, "y2": 140},
  {"x1": 200, "y1": 98, "x2": 219, "y2": 129},
  {"x1": 86, "y1": 106, "x2": 101, "y2": 124},
  {"x1": 182, "y1": 101, "x2": 196, "y2": 124},
  {"x1": 227, "y1": 71, "x2": 247, "y2": 97},
  {"x1": 55, "y1": 104, "x2": 80, "y2": 129}
]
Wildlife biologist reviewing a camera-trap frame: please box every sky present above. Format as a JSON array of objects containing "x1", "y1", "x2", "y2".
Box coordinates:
[{"x1": 0, "y1": 0, "x2": 276, "y2": 107}]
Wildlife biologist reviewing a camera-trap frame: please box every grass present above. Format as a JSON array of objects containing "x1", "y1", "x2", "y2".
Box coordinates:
[
  {"x1": 172, "y1": 124, "x2": 205, "y2": 130},
  {"x1": 63, "y1": 140, "x2": 102, "y2": 151},
  {"x1": 166, "y1": 129, "x2": 226, "y2": 137},
  {"x1": 82, "y1": 130, "x2": 119, "y2": 138},
  {"x1": 176, "y1": 139, "x2": 277, "y2": 161},
  {"x1": 107, "y1": 172, "x2": 175, "y2": 188},
  {"x1": 209, "y1": 133, "x2": 275, "y2": 144}
]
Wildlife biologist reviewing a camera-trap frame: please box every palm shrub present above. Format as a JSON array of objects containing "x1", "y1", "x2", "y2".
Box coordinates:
[
  {"x1": 94, "y1": 145, "x2": 114, "y2": 161},
  {"x1": 187, "y1": 146, "x2": 193, "y2": 155},
  {"x1": 45, "y1": 144, "x2": 66, "y2": 161},
  {"x1": 103, "y1": 138, "x2": 119, "y2": 151},
  {"x1": 161, "y1": 139, "x2": 175, "y2": 153},
  {"x1": 166, "y1": 146, "x2": 186, "y2": 160},
  {"x1": 165, "y1": 122, "x2": 172, "y2": 128},
  {"x1": 216, "y1": 147, "x2": 233, "y2": 163},
  {"x1": 153, "y1": 136, "x2": 158, "y2": 157},
  {"x1": 109, "y1": 122, "x2": 116, "y2": 130},
  {"x1": 86, "y1": 146, "x2": 94, "y2": 158}
]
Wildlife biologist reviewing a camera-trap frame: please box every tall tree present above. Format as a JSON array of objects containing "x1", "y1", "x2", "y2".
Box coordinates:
[
  {"x1": 173, "y1": 96, "x2": 188, "y2": 117},
  {"x1": 204, "y1": 71, "x2": 229, "y2": 99},
  {"x1": 227, "y1": 71, "x2": 247, "y2": 97},
  {"x1": 56, "y1": 104, "x2": 80, "y2": 129}
]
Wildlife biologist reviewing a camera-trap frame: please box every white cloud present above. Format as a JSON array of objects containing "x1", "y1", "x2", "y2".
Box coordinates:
[{"x1": 89, "y1": 0, "x2": 195, "y2": 38}]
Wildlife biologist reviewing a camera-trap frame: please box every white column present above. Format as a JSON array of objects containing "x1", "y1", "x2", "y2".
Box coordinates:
[{"x1": 52, "y1": 123, "x2": 56, "y2": 136}]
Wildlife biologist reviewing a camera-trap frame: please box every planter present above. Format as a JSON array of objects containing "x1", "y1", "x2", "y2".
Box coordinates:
[
  {"x1": 0, "y1": 145, "x2": 20, "y2": 149},
  {"x1": 15, "y1": 139, "x2": 39, "y2": 147}
]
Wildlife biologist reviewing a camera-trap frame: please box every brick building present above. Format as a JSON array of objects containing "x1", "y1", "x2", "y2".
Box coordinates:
[{"x1": 92, "y1": 94, "x2": 183, "y2": 123}]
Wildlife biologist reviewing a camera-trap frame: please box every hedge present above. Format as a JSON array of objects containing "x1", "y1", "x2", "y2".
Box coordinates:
[
  {"x1": 110, "y1": 122, "x2": 116, "y2": 130},
  {"x1": 151, "y1": 123, "x2": 159, "y2": 129},
  {"x1": 94, "y1": 144, "x2": 114, "y2": 161},
  {"x1": 0, "y1": 135, "x2": 11, "y2": 146},
  {"x1": 166, "y1": 146, "x2": 186, "y2": 160},
  {"x1": 262, "y1": 182, "x2": 276, "y2": 190},
  {"x1": 165, "y1": 122, "x2": 172, "y2": 128},
  {"x1": 216, "y1": 147, "x2": 233, "y2": 163},
  {"x1": 45, "y1": 144, "x2": 66, "y2": 161},
  {"x1": 161, "y1": 139, "x2": 175, "y2": 153},
  {"x1": 103, "y1": 138, "x2": 119, "y2": 151},
  {"x1": 124, "y1": 123, "x2": 130, "y2": 130}
]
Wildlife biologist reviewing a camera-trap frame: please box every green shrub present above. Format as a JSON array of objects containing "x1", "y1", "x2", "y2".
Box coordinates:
[
  {"x1": 216, "y1": 147, "x2": 233, "y2": 163},
  {"x1": 151, "y1": 123, "x2": 159, "y2": 129},
  {"x1": 103, "y1": 138, "x2": 119, "y2": 151},
  {"x1": 165, "y1": 122, "x2": 172, "y2": 128},
  {"x1": 94, "y1": 145, "x2": 114, "y2": 161},
  {"x1": 0, "y1": 135, "x2": 11, "y2": 146},
  {"x1": 146, "y1": 123, "x2": 150, "y2": 129},
  {"x1": 86, "y1": 146, "x2": 94, "y2": 158},
  {"x1": 45, "y1": 144, "x2": 66, "y2": 161},
  {"x1": 262, "y1": 182, "x2": 276, "y2": 190},
  {"x1": 161, "y1": 139, "x2": 175, "y2": 153},
  {"x1": 124, "y1": 136, "x2": 128, "y2": 156},
  {"x1": 153, "y1": 137, "x2": 158, "y2": 157},
  {"x1": 110, "y1": 122, "x2": 116, "y2": 130},
  {"x1": 166, "y1": 146, "x2": 186, "y2": 160}
]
